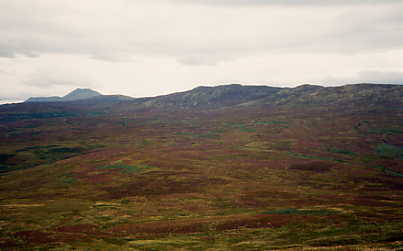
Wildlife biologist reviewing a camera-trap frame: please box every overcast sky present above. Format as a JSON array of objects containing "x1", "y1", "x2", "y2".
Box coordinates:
[{"x1": 1, "y1": 0, "x2": 403, "y2": 103}]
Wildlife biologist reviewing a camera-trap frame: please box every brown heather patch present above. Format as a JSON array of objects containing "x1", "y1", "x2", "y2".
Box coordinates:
[
  {"x1": 0, "y1": 238, "x2": 20, "y2": 249},
  {"x1": 102, "y1": 174, "x2": 229, "y2": 199},
  {"x1": 111, "y1": 220, "x2": 205, "y2": 235},
  {"x1": 18, "y1": 192, "x2": 66, "y2": 200},
  {"x1": 215, "y1": 214, "x2": 323, "y2": 230},
  {"x1": 56, "y1": 224, "x2": 102, "y2": 234},
  {"x1": 352, "y1": 176, "x2": 403, "y2": 191},
  {"x1": 376, "y1": 159, "x2": 403, "y2": 173},
  {"x1": 14, "y1": 230, "x2": 54, "y2": 244},
  {"x1": 289, "y1": 161, "x2": 333, "y2": 173},
  {"x1": 109, "y1": 214, "x2": 324, "y2": 236},
  {"x1": 80, "y1": 171, "x2": 117, "y2": 184}
]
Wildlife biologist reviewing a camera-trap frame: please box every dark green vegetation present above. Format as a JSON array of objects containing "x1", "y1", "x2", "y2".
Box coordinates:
[
  {"x1": 0, "y1": 144, "x2": 101, "y2": 173},
  {"x1": 98, "y1": 163, "x2": 154, "y2": 174},
  {"x1": 0, "y1": 84, "x2": 402, "y2": 250}
]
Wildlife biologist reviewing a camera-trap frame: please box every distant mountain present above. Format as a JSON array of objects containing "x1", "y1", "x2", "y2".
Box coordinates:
[
  {"x1": 24, "y1": 88, "x2": 133, "y2": 103},
  {"x1": 25, "y1": 88, "x2": 101, "y2": 103},
  {"x1": 25, "y1": 96, "x2": 64, "y2": 103}
]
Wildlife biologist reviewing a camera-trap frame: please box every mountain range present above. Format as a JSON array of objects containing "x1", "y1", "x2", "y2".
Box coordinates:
[{"x1": 22, "y1": 83, "x2": 403, "y2": 109}]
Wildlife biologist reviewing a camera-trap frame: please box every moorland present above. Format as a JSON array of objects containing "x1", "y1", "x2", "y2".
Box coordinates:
[{"x1": 0, "y1": 83, "x2": 402, "y2": 250}]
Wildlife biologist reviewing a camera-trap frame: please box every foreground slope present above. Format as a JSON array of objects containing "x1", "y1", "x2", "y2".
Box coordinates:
[{"x1": 0, "y1": 84, "x2": 402, "y2": 250}]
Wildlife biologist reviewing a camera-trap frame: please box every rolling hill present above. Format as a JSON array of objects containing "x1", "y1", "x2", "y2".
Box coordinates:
[{"x1": 0, "y1": 83, "x2": 402, "y2": 250}]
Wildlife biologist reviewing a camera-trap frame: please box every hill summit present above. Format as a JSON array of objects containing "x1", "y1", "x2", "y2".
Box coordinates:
[{"x1": 62, "y1": 88, "x2": 101, "y2": 101}]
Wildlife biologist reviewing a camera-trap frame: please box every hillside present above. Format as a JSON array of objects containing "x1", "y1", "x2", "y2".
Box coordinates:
[
  {"x1": 0, "y1": 83, "x2": 402, "y2": 250},
  {"x1": 128, "y1": 83, "x2": 403, "y2": 110}
]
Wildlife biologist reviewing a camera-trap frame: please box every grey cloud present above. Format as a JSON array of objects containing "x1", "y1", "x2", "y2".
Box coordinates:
[{"x1": 0, "y1": 0, "x2": 402, "y2": 67}]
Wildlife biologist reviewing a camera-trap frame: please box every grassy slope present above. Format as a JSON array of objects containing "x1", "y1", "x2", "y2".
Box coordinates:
[{"x1": 0, "y1": 105, "x2": 402, "y2": 250}]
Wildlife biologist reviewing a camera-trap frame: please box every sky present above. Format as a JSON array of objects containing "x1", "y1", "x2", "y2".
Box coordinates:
[{"x1": 1, "y1": 0, "x2": 403, "y2": 103}]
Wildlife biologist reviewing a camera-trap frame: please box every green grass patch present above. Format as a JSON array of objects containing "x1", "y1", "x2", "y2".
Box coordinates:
[
  {"x1": 1, "y1": 144, "x2": 104, "y2": 173},
  {"x1": 368, "y1": 128, "x2": 403, "y2": 135},
  {"x1": 98, "y1": 164, "x2": 154, "y2": 174},
  {"x1": 197, "y1": 132, "x2": 221, "y2": 139},
  {"x1": 328, "y1": 148, "x2": 355, "y2": 156},
  {"x1": 1, "y1": 112, "x2": 79, "y2": 122},
  {"x1": 255, "y1": 120, "x2": 288, "y2": 125},
  {"x1": 375, "y1": 143, "x2": 403, "y2": 159},
  {"x1": 177, "y1": 131, "x2": 221, "y2": 139},
  {"x1": 16, "y1": 145, "x2": 59, "y2": 152},
  {"x1": 263, "y1": 208, "x2": 336, "y2": 216},
  {"x1": 240, "y1": 127, "x2": 256, "y2": 133},
  {"x1": 61, "y1": 174, "x2": 76, "y2": 184},
  {"x1": 225, "y1": 122, "x2": 256, "y2": 133},
  {"x1": 370, "y1": 165, "x2": 403, "y2": 177},
  {"x1": 87, "y1": 111, "x2": 106, "y2": 117},
  {"x1": 35, "y1": 147, "x2": 83, "y2": 162},
  {"x1": 288, "y1": 152, "x2": 333, "y2": 161}
]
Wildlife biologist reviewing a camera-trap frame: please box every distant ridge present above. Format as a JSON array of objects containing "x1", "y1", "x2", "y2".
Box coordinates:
[
  {"x1": 22, "y1": 83, "x2": 403, "y2": 109},
  {"x1": 26, "y1": 88, "x2": 103, "y2": 103},
  {"x1": 133, "y1": 83, "x2": 403, "y2": 109}
]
